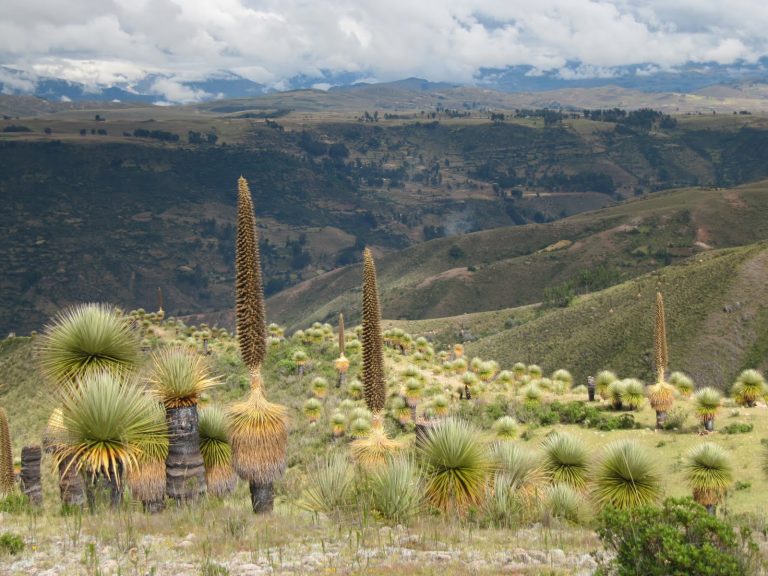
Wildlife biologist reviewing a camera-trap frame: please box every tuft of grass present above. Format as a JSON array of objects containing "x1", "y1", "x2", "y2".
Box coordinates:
[
  {"x1": 300, "y1": 453, "x2": 354, "y2": 516},
  {"x1": 369, "y1": 456, "x2": 423, "y2": 524}
]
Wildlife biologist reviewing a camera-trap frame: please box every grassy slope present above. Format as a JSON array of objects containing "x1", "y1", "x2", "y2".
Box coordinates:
[{"x1": 268, "y1": 179, "x2": 768, "y2": 332}]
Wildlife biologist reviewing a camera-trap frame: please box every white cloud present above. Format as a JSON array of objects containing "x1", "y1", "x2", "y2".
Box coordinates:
[
  {"x1": 0, "y1": 67, "x2": 36, "y2": 93},
  {"x1": 148, "y1": 77, "x2": 212, "y2": 103},
  {"x1": 1, "y1": 0, "x2": 768, "y2": 88}
]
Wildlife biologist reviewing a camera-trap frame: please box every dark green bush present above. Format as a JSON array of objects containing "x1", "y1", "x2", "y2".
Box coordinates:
[
  {"x1": 596, "y1": 498, "x2": 760, "y2": 576},
  {"x1": 722, "y1": 422, "x2": 754, "y2": 435},
  {"x1": 0, "y1": 532, "x2": 24, "y2": 555}
]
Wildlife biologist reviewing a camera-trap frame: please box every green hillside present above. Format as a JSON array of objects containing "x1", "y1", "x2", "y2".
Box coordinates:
[
  {"x1": 390, "y1": 241, "x2": 768, "y2": 391},
  {"x1": 4, "y1": 106, "x2": 768, "y2": 335},
  {"x1": 268, "y1": 180, "x2": 768, "y2": 332}
]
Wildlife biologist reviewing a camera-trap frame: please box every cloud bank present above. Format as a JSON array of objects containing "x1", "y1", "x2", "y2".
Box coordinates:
[{"x1": 2, "y1": 0, "x2": 768, "y2": 98}]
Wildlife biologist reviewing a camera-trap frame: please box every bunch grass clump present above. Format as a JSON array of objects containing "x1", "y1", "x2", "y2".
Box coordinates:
[
  {"x1": 300, "y1": 453, "x2": 353, "y2": 516},
  {"x1": 595, "y1": 370, "x2": 617, "y2": 400},
  {"x1": 369, "y1": 456, "x2": 423, "y2": 524},
  {"x1": 492, "y1": 416, "x2": 518, "y2": 440},
  {"x1": 544, "y1": 483, "x2": 588, "y2": 524}
]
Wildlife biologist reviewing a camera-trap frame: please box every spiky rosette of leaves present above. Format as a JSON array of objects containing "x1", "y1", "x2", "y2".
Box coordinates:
[
  {"x1": 303, "y1": 398, "x2": 323, "y2": 423},
  {"x1": 347, "y1": 378, "x2": 363, "y2": 399},
  {"x1": 351, "y1": 417, "x2": 404, "y2": 470},
  {"x1": 311, "y1": 377, "x2": 329, "y2": 399},
  {"x1": 683, "y1": 443, "x2": 732, "y2": 508},
  {"x1": 38, "y1": 303, "x2": 140, "y2": 386},
  {"x1": 595, "y1": 370, "x2": 617, "y2": 400},
  {"x1": 647, "y1": 382, "x2": 675, "y2": 413},
  {"x1": 492, "y1": 416, "x2": 518, "y2": 440},
  {"x1": 551, "y1": 369, "x2": 573, "y2": 390},
  {"x1": 330, "y1": 412, "x2": 347, "y2": 437},
  {"x1": 369, "y1": 455, "x2": 424, "y2": 524},
  {"x1": 694, "y1": 387, "x2": 722, "y2": 423},
  {"x1": 606, "y1": 380, "x2": 627, "y2": 410},
  {"x1": 52, "y1": 370, "x2": 167, "y2": 483},
  {"x1": 593, "y1": 440, "x2": 662, "y2": 510},
  {"x1": 731, "y1": 369, "x2": 767, "y2": 407},
  {"x1": 541, "y1": 432, "x2": 589, "y2": 490},
  {"x1": 669, "y1": 371, "x2": 695, "y2": 398},
  {"x1": 512, "y1": 362, "x2": 527, "y2": 380},
  {"x1": 432, "y1": 394, "x2": 450, "y2": 417},
  {"x1": 199, "y1": 404, "x2": 237, "y2": 497},
  {"x1": 527, "y1": 364, "x2": 543, "y2": 379},
  {"x1": 491, "y1": 442, "x2": 543, "y2": 494},
  {"x1": 228, "y1": 371, "x2": 288, "y2": 485},
  {"x1": 545, "y1": 483, "x2": 587, "y2": 524},
  {"x1": 361, "y1": 248, "x2": 386, "y2": 414},
  {"x1": 235, "y1": 176, "x2": 266, "y2": 370},
  {"x1": 453, "y1": 344, "x2": 464, "y2": 358},
  {"x1": 292, "y1": 350, "x2": 308, "y2": 367},
  {"x1": 0, "y1": 407, "x2": 14, "y2": 495},
  {"x1": 654, "y1": 291, "x2": 669, "y2": 383},
  {"x1": 418, "y1": 418, "x2": 492, "y2": 512},
  {"x1": 125, "y1": 401, "x2": 168, "y2": 503},
  {"x1": 147, "y1": 347, "x2": 219, "y2": 408},
  {"x1": 620, "y1": 379, "x2": 646, "y2": 410},
  {"x1": 349, "y1": 417, "x2": 372, "y2": 438}
]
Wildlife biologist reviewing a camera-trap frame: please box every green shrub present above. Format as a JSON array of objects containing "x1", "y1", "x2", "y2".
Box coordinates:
[
  {"x1": 595, "y1": 498, "x2": 760, "y2": 576},
  {"x1": 0, "y1": 532, "x2": 24, "y2": 555},
  {"x1": 661, "y1": 406, "x2": 689, "y2": 431},
  {"x1": 722, "y1": 422, "x2": 754, "y2": 435}
]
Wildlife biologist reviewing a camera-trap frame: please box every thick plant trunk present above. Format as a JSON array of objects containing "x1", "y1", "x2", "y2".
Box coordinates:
[
  {"x1": 165, "y1": 405, "x2": 207, "y2": 502},
  {"x1": 655, "y1": 410, "x2": 667, "y2": 429},
  {"x1": 337, "y1": 372, "x2": 346, "y2": 389},
  {"x1": 249, "y1": 481, "x2": 273, "y2": 513},
  {"x1": 464, "y1": 385, "x2": 472, "y2": 400},
  {"x1": 86, "y1": 468, "x2": 123, "y2": 511},
  {"x1": 58, "y1": 455, "x2": 85, "y2": 508},
  {"x1": 704, "y1": 418, "x2": 715, "y2": 432},
  {"x1": 20, "y1": 446, "x2": 42, "y2": 507}
]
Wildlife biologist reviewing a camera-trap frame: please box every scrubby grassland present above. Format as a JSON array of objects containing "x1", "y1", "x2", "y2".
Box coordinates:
[
  {"x1": 5, "y1": 105, "x2": 768, "y2": 336},
  {"x1": 269, "y1": 179, "x2": 768, "y2": 333},
  {"x1": 1, "y1": 308, "x2": 767, "y2": 574}
]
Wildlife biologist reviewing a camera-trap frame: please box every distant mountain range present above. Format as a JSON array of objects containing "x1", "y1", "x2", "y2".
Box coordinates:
[{"x1": 2, "y1": 59, "x2": 768, "y2": 105}]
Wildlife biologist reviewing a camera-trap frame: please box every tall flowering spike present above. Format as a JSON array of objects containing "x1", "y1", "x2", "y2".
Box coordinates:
[
  {"x1": 361, "y1": 248, "x2": 386, "y2": 414},
  {"x1": 338, "y1": 313, "x2": 346, "y2": 354},
  {"x1": 236, "y1": 176, "x2": 267, "y2": 371},
  {"x1": 654, "y1": 291, "x2": 668, "y2": 383},
  {"x1": 0, "y1": 408, "x2": 14, "y2": 495}
]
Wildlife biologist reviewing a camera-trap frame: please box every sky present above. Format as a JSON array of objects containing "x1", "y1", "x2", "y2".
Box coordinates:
[{"x1": 2, "y1": 0, "x2": 768, "y2": 101}]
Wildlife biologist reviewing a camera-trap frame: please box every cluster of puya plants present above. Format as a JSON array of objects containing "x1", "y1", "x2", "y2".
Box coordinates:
[{"x1": 1, "y1": 176, "x2": 766, "y2": 566}]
